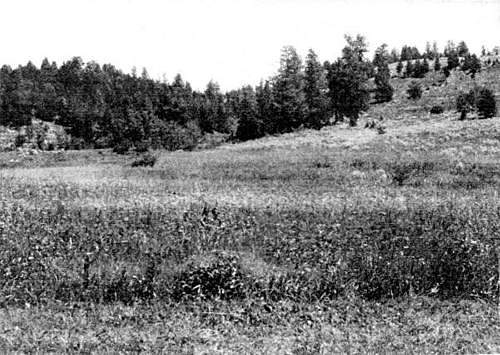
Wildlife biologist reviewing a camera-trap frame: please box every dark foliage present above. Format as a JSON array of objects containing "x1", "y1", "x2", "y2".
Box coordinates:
[
  {"x1": 407, "y1": 81, "x2": 422, "y2": 100},
  {"x1": 429, "y1": 105, "x2": 444, "y2": 114},
  {"x1": 477, "y1": 88, "x2": 497, "y2": 119},
  {"x1": 131, "y1": 152, "x2": 157, "y2": 167}
]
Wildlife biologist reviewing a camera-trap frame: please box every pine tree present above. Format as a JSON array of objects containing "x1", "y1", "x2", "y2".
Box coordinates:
[
  {"x1": 447, "y1": 50, "x2": 460, "y2": 71},
  {"x1": 434, "y1": 58, "x2": 441, "y2": 71},
  {"x1": 272, "y1": 46, "x2": 307, "y2": 132},
  {"x1": 396, "y1": 60, "x2": 403, "y2": 76},
  {"x1": 256, "y1": 80, "x2": 274, "y2": 134},
  {"x1": 422, "y1": 58, "x2": 430, "y2": 75},
  {"x1": 304, "y1": 49, "x2": 330, "y2": 129},
  {"x1": 327, "y1": 34, "x2": 371, "y2": 126},
  {"x1": 462, "y1": 54, "x2": 481, "y2": 78},
  {"x1": 477, "y1": 88, "x2": 497, "y2": 118},
  {"x1": 373, "y1": 45, "x2": 393, "y2": 103},
  {"x1": 457, "y1": 41, "x2": 469, "y2": 57},
  {"x1": 404, "y1": 60, "x2": 414, "y2": 78},
  {"x1": 235, "y1": 86, "x2": 261, "y2": 140}
]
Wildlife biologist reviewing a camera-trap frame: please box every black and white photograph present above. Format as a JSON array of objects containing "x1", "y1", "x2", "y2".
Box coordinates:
[{"x1": 0, "y1": 0, "x2": 499, "y2": 352}]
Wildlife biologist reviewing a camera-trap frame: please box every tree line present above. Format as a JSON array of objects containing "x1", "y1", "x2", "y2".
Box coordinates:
[{"x1": 0, "y1": 36, "x2": 491, "y2": 150}]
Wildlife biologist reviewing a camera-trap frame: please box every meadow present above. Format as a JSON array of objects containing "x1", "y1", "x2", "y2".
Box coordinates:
[{"x1": 0, "y1": 104, "x2": 500, "y2": 352}]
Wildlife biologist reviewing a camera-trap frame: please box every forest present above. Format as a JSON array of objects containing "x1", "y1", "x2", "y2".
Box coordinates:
[{"x1": 0, "y1": 37, "x2": 494, "y2": 152}]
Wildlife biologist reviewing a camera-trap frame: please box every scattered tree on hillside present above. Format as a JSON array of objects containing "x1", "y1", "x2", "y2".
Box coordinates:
[
  {"x1": 389, "y1": 48, "x2": 399, "y2": 63},
  {"x1": 373, "y1": 44, "x2": 394, "y2": 103},
  {"x1": 456, "y1": 91, "x2": 474, "y2": 120},
  {"x1": 396, "y1": 60, "x2": 403, "y2": 76},
  {"x1": 404, "y1": 60, "x2": 414, "y2": 78},
  {"x1": 477, "y1": 88, "x2": 497, "y2": 118},
  {"x1": 462, "y1": 54, "x2": 481, "y2": 78},
  {"x1": 327, "y1": 34, "x2": 371, "y2": 126},
  {"x1": 434, "y1": 58, "x2": 441, "y2": 71},
  {"x1": 432, "y1": 41, "x2": 440, "y2": 60},
  {"x1": 457, "y1": 41, "x2": 470, "y2": 57},
  {"x1": 446, "y1": 50, "x2": 460, "y2": 71},
  {"x1": 407, "y1": 81, "x2": 422, "y2": 100}
]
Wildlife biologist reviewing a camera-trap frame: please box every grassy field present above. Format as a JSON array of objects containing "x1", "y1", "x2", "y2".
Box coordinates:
[{"x1": 1, "y1": 68, "x2": 500, "y2": 352}]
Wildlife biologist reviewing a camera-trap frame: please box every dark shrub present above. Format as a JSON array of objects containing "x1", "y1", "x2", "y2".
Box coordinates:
[
  {"x1": 388, "y1": 160, "x2": 436, "y2": 186},
  {"x1": 131, "y1": 152, "x2": 157, "y2": 167},
  {"x1": 429, "y1": 105, "x2": 444, "y2": 114},
  {"x1": 135, "y1": 141, "x2": 150, "y2": 153},
  {"x1": 171, "y1": 252, "x2": 248, "y2": 301},
  {"x1": 113, "y1": 140, "x2": 132, "y2": 154},
  {"x1": 407, "y1": 81, "x2": 422, "y2": 100},
  {"x1": 69, "y1": 137, "x2": 86, "y2": 150},
  {"x1": 477, "y1": 88, "x2": 497, "y2": 119}
]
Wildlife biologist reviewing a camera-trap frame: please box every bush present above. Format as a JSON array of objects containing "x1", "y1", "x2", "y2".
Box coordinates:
[
  {"x1": 113, "y1": 140, "x2": 132, "y2": 154},
  {"x1": 131, "y1": 152, "x2": 157, "y2": 167},
  {"x1": 171, "y1": 252, "x2": 248, "y2": 301},
  {"x1": 135, "y1": 141, "x2": 150, "y2": 153},
  {"x1": 407, "y1": 81, "x2": 422, "y2": 100},
  {"x1": 456, "y1": 91, "x2": 474, "y2": 120},
  {"x1": 476, "y1": 88, "x2": 497, "y2": 119},
  {"x1": 429, "y1": 105, "x2": 444, "y2": 114}
]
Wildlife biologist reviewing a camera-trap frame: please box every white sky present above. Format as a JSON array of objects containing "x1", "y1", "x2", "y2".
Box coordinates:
[{"x1": 0, "y1": 0, "x2": 499, "y2": 91}]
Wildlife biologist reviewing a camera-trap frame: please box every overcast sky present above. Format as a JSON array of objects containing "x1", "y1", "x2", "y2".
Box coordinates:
[{"x1": 1, "y1": 0, "x2": 499, "y2": 90}]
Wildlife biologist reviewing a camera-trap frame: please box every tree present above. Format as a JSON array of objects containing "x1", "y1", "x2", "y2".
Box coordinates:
[
  {"x1": 304, "y1": 49, "x2": 330, "y2": 128},
  {"x1": 272, "y1": 46, "x2": 307, "y2": 132},
  {"x1": 373, "y1": 45, "x2": 393, "y2": 103},
  {"x1": 256, "y1": 80, "x2": 274, "y2": 134},
  {"x1": 327, "y1": 34, "x2": 371, "y2": 126},
  {"x1": 462, "y1": 54, "x2": 481, "y2": 78},
  {"x1": 425, "y1": 41, "x2": 432, "y2": 59},
  {"x1": 432, "y1": 41, "x2": 440, "y2": 59},
  {"x1": 235, "y1": 86, "x2": 261, "y2": 140},
  {"x1": 199, "y1": 81, "x2": 229, "y2": 133},
  {"x1": 422, "y1": 58, "x2": 430, "y2": 75},
  {"x1": 434, "y1": 58, "x2": 441, "y2": 71},
  {"x1": 413, "y1": 59, "x2": 424, "y2": 78},
  {"x1": 457, "y1": 41, "x2": 469, "y2": 57},
  {"x1": 447, "y1": 50, "x2": 460, "y2": 71},
  {"x1": 456, "y1": 91, "x2": 474, "y2": 120},
  {"x1": 477, "y1": 88, "x2": 497, "y2": 118},
  {"x1": 396, "y1": 60, "x2": 403, "y2": 76},
  {"x1": 404, "y1": 60, "x2": 414, "y2": 78},
  {"x1": 389, "y1": 48, "x2": 399, "y2": 63},
  {"x1": 407, "y1": 80, "x2": 422, "y2": 100}
]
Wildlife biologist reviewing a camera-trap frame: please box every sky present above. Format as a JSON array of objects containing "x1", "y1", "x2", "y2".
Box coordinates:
[{"x1": 0, "y1": 0, "x2": 499, "y2": 91}]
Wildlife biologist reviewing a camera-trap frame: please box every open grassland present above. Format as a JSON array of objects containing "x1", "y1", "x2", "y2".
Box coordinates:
[{"x1": 1, "y1": 109, "x2": 500, "y2": 351}]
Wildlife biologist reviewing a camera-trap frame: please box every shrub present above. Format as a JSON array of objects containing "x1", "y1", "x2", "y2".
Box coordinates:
[
  {"x1": 113, "y1": 140, "x2": 132, "y2": 154},
  {"x1": 171, "y1": 252, "x2": 248, "y2": 301},
  {"x1": 429, "y1": 105, "x2": 444, "y2": 114},
  {"x1": 131, "y1": 152, "x2": 157, "y2": 167},
  {"x1": 476, "y1": 88, "x2": 497, "y2": 119},
  {"x1": 135, "y1": 141, "x2": 150, "y2": 153},
  {"x1": 407, "y1": 81, "x2": 422, "y2": 100},
  {"x1": 456, "y1": 91, "x2": 474, "y2": 120}
]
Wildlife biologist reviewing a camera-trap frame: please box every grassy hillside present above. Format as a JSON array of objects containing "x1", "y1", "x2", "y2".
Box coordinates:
[{"x1": 0, "y1": 66, "x2": 499, "y2": 353}]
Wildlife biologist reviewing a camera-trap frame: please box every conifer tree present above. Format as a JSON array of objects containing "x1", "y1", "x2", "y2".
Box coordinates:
[
  {"x1": 304, "y1": 49, "x2": 330, "y2": 128},
  {"x1": 235, "y1": 86, "x2": 261, "y2": 140},
  {"x1": 272, "y1": 46, "x2": 307, "y2": 132},
  {"x1": 327, "y1": 34, "x2": 371, "y2": 126}
]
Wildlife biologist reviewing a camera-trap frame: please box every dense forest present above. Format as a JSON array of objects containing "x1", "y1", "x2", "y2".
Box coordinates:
[{"x1": 0, "y1": 37, "x2": 495, "y2": 151}]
